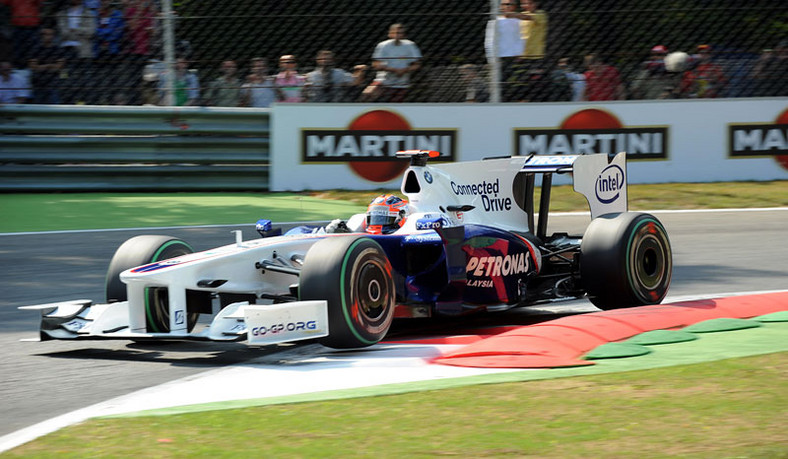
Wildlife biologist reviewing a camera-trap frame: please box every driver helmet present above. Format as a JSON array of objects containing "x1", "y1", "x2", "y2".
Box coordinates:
[{"x1": 365, "y1": 194, "x2": 409, "y2": 234}]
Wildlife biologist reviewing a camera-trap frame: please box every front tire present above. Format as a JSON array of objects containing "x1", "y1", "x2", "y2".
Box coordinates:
[
  {"x1": 105, "y1": 235, "x2": 199, "y2": 332},
  {"x1": 580, "y1": 213, "x2": 672, "y2": 310},
  {"x1": 299, "y1": 236, "x2": 395, "y2": 349}
]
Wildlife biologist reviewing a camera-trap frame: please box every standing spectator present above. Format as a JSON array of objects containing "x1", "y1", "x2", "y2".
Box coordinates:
[
  {"x1": 122, "y1": 0, "x2": 156, "y2": 104},
  {"x1": 124, "y1": 0, "x2": 155, "y2": 61},
  {"x1": 57, "y1": 0, "x2": 95, "y2": 103},
  {"x1": 458, "y1": 63, "x2": 489, "y2": 103},
  {"x1": 555, "y1": 57, "x2": 585, "y2": 101},
  {"x1": 57, "y1": 0, "x2": 95, "y2": 59},
  {"x1": 28, "y1": 27, "x2": 67, "y2": 104},
  {"x1": 583, "y1": 53, "x2": 625, "y2": 101},
  {"x1": 751, "y1": 41, "x2": 788, "y2": 97},
  {"x1": 366, "y1": 23, "x2": 422, "y2": 103},
  {"x1": 93, "y1": 1, "x2": 125, "y2": 57},
  {"x1": 90, "y1": 1, "x2": 126, "y2": 104},
  {"x1": 630, "y1": 45, "x2": 675, "y2": 100},
  {"x1": 207, "y1": 59, "x2": 241, "y2": 107},
  {"x1": 303, "y1": 50, "x2": 366, "y2": 102},
  {"x1": 0, "y1": 60, "x2": 28, "y2": 103},
  {"x1": 0, "y1": 1, "x2": 12, "y2": 63},
  {"x1": 679, "y1": 44, "x2": 726, "y2": 98},
  {"x1": 241, "y1": 57, "x2": 276, "y2": 107},
  {"x1": 274, "y1": 54, "x2": 305, "y2": 102},
  {"x1": 505, "y1": 0, "x2": 548, "y2": 101},
  {"x1": 1, "y1": 0, "x2": 43, "y2": 64},
  {"x1": 158, "y1": 57, "x2": 199, "y2": 106},
  {"x1": 751, "y1": 48, "x2": 777, "y2": 97},
  {"x1": 485, "y1": 0, "x2": 523, "y2": 101},
  {"x1": 508, "y1": 0, "x2": 547, "y2": 63}
]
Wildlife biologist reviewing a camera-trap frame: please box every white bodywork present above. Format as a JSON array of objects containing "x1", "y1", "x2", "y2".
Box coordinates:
[
  {"x1": 22, "y1": 234, "x2": 334, "y2": 344},
  {"x1": 402, "y1": 151, "x2": 628, "y2": 231}
]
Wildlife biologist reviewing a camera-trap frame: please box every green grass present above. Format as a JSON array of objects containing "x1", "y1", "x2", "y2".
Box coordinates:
[
  {"x1": 5, "y1": 352, "x2": 786, "y2": 458},
  {"x1": 1, "y1": 181, "x2": 786, "y2": 233},
  {"x1": 0, "y1": 192, "x2": 367, "y2": 233}
]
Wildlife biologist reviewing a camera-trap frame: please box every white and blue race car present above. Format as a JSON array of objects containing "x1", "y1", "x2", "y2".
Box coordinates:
[{"x1": 21, "y1": 150, "x2": 672, "y2": 349}]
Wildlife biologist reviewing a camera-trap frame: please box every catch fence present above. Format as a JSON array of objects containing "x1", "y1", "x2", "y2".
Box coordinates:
[{"x1": 2, "y1": 0, "x2": 786, "y2": 106}]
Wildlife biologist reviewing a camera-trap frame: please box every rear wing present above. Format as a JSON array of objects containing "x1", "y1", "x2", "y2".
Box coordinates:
[
  {"x1": 398, "y1": 151, "x2": 628, "y2": 236},
  {"x1": 521, "y1": 152, "x2": 628, "y2": 219},
  {"x1": 520, "y1": 154, "x2": 579, "y2": 173}
]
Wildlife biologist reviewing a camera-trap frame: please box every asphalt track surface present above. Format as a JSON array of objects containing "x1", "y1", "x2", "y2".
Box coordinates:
[{"x1": 1, "y1": 209, "x2": 786, "y2": 438}]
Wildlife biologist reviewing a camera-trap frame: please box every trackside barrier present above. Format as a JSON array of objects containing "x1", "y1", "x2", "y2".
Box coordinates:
[{"x1": 0, "y1": 105, "x2": 270, "y2": 191}]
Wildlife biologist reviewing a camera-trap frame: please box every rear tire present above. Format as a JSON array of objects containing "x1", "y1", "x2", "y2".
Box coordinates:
[
  {"x1": 299, "y1": 236, "x2": 395, "y2": 349},
  {"x1": 105, "y1": 235, "x2": 199, "y2": 332},
  {"x1": 581, "y1": 213, "x2": 672, "y2": 310}
]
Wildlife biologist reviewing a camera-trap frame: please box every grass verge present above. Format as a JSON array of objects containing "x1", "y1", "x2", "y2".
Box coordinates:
[
  {"x1": 5, "y1": 352, "x2": 786, "y2": 458},
  {"x1": 0, "y1": 181, "x2": 786, "y2": 233}
]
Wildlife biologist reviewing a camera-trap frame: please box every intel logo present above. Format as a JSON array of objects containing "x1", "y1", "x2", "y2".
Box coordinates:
[{"x1": 595, "y1": 164, "x2": 624, "y2": 204}]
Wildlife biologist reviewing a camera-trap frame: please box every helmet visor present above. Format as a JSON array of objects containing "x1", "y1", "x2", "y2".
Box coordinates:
[{"x1": 367, "y1": 205, "x2": 398, "y2": 227}]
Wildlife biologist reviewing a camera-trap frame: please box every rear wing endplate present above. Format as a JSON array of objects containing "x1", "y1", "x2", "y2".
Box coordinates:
[{"x1": 520, "y1": 152, "x2": 628, "y2": 219}]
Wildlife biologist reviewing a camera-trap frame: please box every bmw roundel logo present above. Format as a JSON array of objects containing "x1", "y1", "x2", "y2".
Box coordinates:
[{"x1": 424, "y1": 171, "x2": 433, "y2": 184}]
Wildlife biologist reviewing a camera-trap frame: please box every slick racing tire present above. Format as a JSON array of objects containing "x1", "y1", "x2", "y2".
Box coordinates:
[
  {"x1": 580, "y1": 212, "x2": 672, "y2": 310},
  {"x1": 300, "y1": 236, "x2": 395, "y2": 349},
  {"x1": 105, "y1": 235, "x2": 199, "y2": 333}
]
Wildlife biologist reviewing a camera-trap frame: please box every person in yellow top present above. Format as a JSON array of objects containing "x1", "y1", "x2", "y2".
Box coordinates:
[
  {"x1": 507, "y1": 0, "x2": 548, "y2": 60},
  {"x1": 505, "y1": 0, "x2": 548, "y2": 101}
]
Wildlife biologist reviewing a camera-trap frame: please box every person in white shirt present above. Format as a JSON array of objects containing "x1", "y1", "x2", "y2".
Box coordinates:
[
  {"x1": 556, "y1": 57, "x2": 586, "y2": 101},
  {"x1": 57, "y1": 0, "x2": 96, "y2": 59},
  {"x1": 365, "y1": 23, "x2": 422, "y2": 103},
  {"x1": 485, "y1": 0, "x2": 524, "y2": 101},
  {"x1": 0, "y1": 61, "x2": 30, "y2": 104}
]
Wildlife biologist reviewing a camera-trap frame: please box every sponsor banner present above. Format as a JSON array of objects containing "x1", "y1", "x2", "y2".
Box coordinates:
[
  {"x1": 728, "y1": 110, "x2": 788, "y2": 173},
  {"x1": 728, "y1": 124, "x2": 788, "y2": 157},
  {"x1": 245, "y1": 300, "x2": 329, "y2": 346},
  {"x1": 302, "y1": 130, "x2": 456, "y2": 162},
  {"x1": 271, "y1": 100, "x2": 788, "y2": 190},
  {"x1": 516, "y1": 127, "x2": 667, "y2": 159}
]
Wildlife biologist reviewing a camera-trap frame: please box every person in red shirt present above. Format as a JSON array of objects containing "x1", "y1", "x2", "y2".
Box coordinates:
[
  {"x1": 680, "y1": 44, "x2": 726, "y2": 98},
  {"x1": 2, "y1": 0, "x2": 43, "y2": 64},
  {"x1": 124, "y1": 0, "x2": 155, "y2": 59},
  {"x1": 583, "y1": 53, "x2": 625, "y2": 101}
]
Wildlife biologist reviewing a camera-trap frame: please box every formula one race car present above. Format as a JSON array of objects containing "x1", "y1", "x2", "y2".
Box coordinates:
[{"x1": 22, "y1": 150, "x2": 672, "y2": 349}]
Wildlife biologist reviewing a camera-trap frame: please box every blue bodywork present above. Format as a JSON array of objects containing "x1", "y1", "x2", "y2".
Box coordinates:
[
  {"x1": 355, "y1": 225, "x2": 537, "y2": 316},
  {"x1": 284, "y1": 222, "x2": 538, "y2": 315}
]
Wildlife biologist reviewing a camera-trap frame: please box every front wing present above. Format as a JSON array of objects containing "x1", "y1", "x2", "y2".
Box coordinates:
[{"x1": 20, "y1": 299, "x2": 329, "y2": 346}]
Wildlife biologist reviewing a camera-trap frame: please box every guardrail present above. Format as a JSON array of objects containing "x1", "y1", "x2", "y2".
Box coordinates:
[{"x1": 0, "y1": 105, "x2": 270, "y2": 191}]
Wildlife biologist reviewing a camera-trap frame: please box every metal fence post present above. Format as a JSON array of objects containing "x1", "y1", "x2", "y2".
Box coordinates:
[
  {"x1": 161, "y1": 0, "x2": 176, "y2": 106},
  {"x1": 489, "y1": 0, "x2": 501, "y2": 103}
]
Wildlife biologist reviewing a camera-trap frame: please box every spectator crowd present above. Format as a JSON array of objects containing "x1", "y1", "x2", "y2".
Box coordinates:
[{"x1": 0, "y1": 0, "x2": 786, "y2": 106}]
